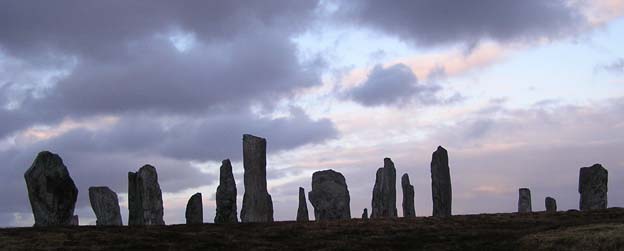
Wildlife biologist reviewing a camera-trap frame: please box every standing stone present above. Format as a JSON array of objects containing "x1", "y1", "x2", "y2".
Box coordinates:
[
  {"x1": 185, "y1": 193, "x2": 203, "y2": 224},
  {"x1": 215, "y1": 159, "x2": 238, "y2": 224},
  {"x1": 518, "y1": 188, "x2": 532, "y2": 213},
  {"x1": 545, "y1": 197, "x2": 557, "y2": 212},
  {"x1": 308, "y1": 169, "x2": 351, "y2": 220},
  {"x1": 362, "y1": 208, "x2": 368, "y2": 219},
  {"x1": 371, "y1": 158, "x2": 397, "y2": 218},
  {"x1": 297, "y1": 187, "x2": 309, "y2": 222},
  {"x1": 128, "y1": 165, "x2": 165, "y2": 226},
  {"x1": 24, "y1": 151, "x2": 78, "y2": 227},
  {"x1": 89, "y1": 186, "x2": 122, "y2": 226},
  {"x1": 401, "y1": 173, "x2": 416, "y2": 218},
  {"x1": 431, "y1": 146, "x2": 452, "y2": 217},
  {"x1": 240, "y1": 134, "x2": 274, "y2": 222},
  {"x1": 70, "y1": 215, "x2": 79, "y2": 226},
  {"x1": 579, "y1": 164, "x2": 608, "y2": 211}
]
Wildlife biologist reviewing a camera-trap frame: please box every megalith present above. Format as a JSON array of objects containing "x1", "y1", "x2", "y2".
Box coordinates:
[
  {"x1": 297, "y1": 187, "x2": 309, "y2": 222},
  {"x1": 308, "y1": 169, "x2": 351, "y2": 220},
  {"x1": 518, "y1": 188, "x2": 532, "y2": 213},
  {"x1": 70, "y1": 215, "x2": 79, "y2": 226},
  {"x1": 371, "y1": 158, "x2": 397, "y2": 218},
  {"x1": 579, "y1": 164, "x2": 608, "y2": 211},
  {"x1": 431, "y1": 146, "x2": 452, "y2": 217},
  {"x1": 89, "y1": 186, "x2": 122, "y2": 226},
  {"x1": 545, "y1": 197, "x2": 557, "y2": 212},
  {"x1": 215, "y1": 159, "x2": 238, "y2": 224},
  {"x1": 401, "y1": 173, "x2": 416, "y2": 218},
  {"x1": 362, "y1": 208, "x2": 368, "y2": 219},
  {"x1": 240, "y1": 134, "x2": 274, "y2": 222},
  {"x1": 128, "y1": 165, "x2": 165, "y2": 225},
  {"x1": 24, "y1": 151, "x2": 78, "y2": 226},
  {"x1": 185, "y1": 193, "x2": 203, "y2": 224}
]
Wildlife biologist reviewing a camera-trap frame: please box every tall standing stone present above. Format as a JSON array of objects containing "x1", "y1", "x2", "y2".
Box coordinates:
[
  {"x1": 431, "y1": 146, "x2": 452, "y2": 217},
  {"x1": 24, "y1": 151, "x2": 78, "y2": 226},
  {"x1": 70, "y1": 215, "x2": 79, "y2": 226},
  {"x1": 215, "y1": 159, "x2": 238, "y2": 224},
  {"x1": 185, "y1": 193, "x2": 203, "y2": 224},
  {"x1": 518, "y1": 188, "x2": 532, "y2": 213},
  {"x1": 401, "y1": 173, "x2": 416, "y2": 218},
  {"x1": 89, "y1": 186, "x2": 122, "y2": 226},
  {"x1": 545, "y1": 197, "x2": 557, "y2": 212},
  {"x1": 362, "y1": 208, "x2": 368, "y2": 219},
  {"x1": 371, "y1": 158, "x2": 397, "y2": 218},
  {"x1": 308, "y1": 169, "x2": 351, "y2": 221},
  {"x1": 297, "y1": 187, "x2": 310, "y2": 222},
  {"x1": 240, "y1": 134, "x2": 274, "y2": 222},
  {"x1": 128, "y1": 165, "x2": 165, "y2": 226},
  {"x1": 579, "y1": 164, "x2": 608, "y2": 211}
]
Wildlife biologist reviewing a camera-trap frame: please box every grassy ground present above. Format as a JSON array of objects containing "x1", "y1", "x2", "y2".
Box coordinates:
[{"x1": 1, "y1": 208, "x2": 624, "y2": 250}]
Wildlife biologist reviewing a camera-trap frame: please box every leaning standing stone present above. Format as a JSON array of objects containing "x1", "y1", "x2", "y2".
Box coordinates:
[
  {"x1": 24, "y1": 151, "x2": 78, "y2": 226},
  {"x1": 240, "y1": 134, "x2": 274, "y2": 222},
  {"x1": 297, "y1": 187, "x2": 309, "y2": 222},
  {"x1": 545, "y1": 197, "x2": 557, "y2": 212},
  {"x1": 518, "y1": 188, "x2": 532, "y2": 213},
  {"x1": 579, "y1": 164, "x2": 608, "y2": 211},
  {"x1": 89, "y1": 186, "x2": 122, "y2": 226},
  {"x1": 371, "y1": 158, "x2": 397, "y2": 218},
  {"x1": 309, "y1": 169, "x2": 351, "y2": 220},
  {"x1": 401, "y1": 173, "x2": 416, "y2": 218},
  {"x1": 185, "y1": 193, "x2": 203, "y2": 224},
  {"x1": 215, "y1": 159, "x2": 238, "y2": 223},
  {"x1": 431, "y1": 146, "x2": 452, "y2": 217},
  {"x1": 128, "y1": 165, "x2": 165, "y2": 225}
]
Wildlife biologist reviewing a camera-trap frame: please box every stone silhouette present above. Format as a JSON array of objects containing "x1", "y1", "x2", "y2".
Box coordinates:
[
  {"x1": 24, "y1": 151, "x2": 78, "y2": 226},
  {"x1": 240, "y1": 134, "x2": 274, "y2": 222},
  {"x1": 215, "y1": 159, "x2": 238, "y2": 224},
  {"x1": 128, "y1": 165, "x2": 165, "y2": 225},
  {"x1": 89, "y1": 186, "x2": 122, "y2": 226},
  {"x1": 518, "y1": 188, "x2": 532, "y2": 213},
  {"x1": 431, "y1": 146, "x2": 452, "y2": 217},
  {"x1": 401, "y1": 173, "x2": 416, "y2": 218},
  {"x1": 309, "y1": 169, "x2": 351, "y2": 220},
  {"x1": 70, "y1": 215, "x2": 79, "y2": 226},
  {"x1": 579, "y1": 164, "x2": 608, "y2": 211},
  {"x1": 362, "y1": 208, "x2": 368, "y2": 219},
  {"x1": 545, "y1": 197, "x2": 557, "y2": 212},
  {"x1": 371, "y1": 158, "x2": 397, "y2": 218},
  {"x1": 297, "y1": 187, "x2": 309, "y2": 222},
  {"x1": 185, "y1": 193, "x2": 203, "y2": 224}
]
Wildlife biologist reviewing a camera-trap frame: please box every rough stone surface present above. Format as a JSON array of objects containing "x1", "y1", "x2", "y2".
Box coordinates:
[
  {"x1": 185, "y1": 193, "x2": 203, "y2": 224},
  {"x1": 128, "y1": 165, "x2": 165, "y2": 226},
  {"x1": 215, "y1": 159, "x2": 238, "y2": 224},
  {"x1": 70, "y1": 215, "x2": 79, "y2": 226},
  {"x1": 362, "y1": 208, "x2": 368, "y2": 219},
  {"x1": 371, "y1": 158, "x2": 397, "y2": 218},
  {"x1": 431, "y1": 146, "x2": 452, "y2": 217},
  {"x1": 518, "y1": 188, "x2": 532, "y2": 213},
  {"x1": 88, "y1": 186, "x2": 122, "y2": 226},
  {"x1": 545, "y1": 197, "x2": 557, "y2": 212},
  {"x1": 297, "y1": 187, "x2": 310, "y2": 222},
  {"x1": 309, "y1": 169, "x2": 351, "y2": 221},
  {"x1": 401, "y1": 173, "x2": 416, "y2": 218},
  {"x1": 579, "y1": 164, "x2": 608, "y2": 211},
  {"x1": 24, "y1": 151, "x2": 78, "y2": 227},
  {"x1": 240, "y1": 134, "x2": 274, "y2": 222}
]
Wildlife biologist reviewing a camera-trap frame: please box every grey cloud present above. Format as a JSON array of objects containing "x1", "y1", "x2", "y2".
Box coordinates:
[{"x1": 599, "y1": 58, "x2": 624, "y2": 74}]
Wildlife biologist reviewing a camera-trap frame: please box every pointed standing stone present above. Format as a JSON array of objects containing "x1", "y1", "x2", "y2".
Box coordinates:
[
  {"x1": 309, "y1": 169, "x2": 351, "y2": 221},
  {"x1": 579, "y1": 164, "x2": 608, "y2": 211},
  {"x1": 518, "y1": 188, "x2": 532, "y2": 213},
  {"x1": 215, "y1": 159, "x2": 238, "y2": 224},
  {"x1": 185, "y1": 193, "x2": 203, "y2": 224},
  {"x1": 371, "y1": 158, "x2": 397, "y2": 218},
  {"x1": 362, "y1": 208, "x2": 368, "y2": 219},
  {"x1": 89, "y1": 186, "x2": 122, "y2": 226},
  {"x1": 431, "y1": 146, "x2": 452, "y2": 217},
  {"x1": 401, "y1": 173, "x2": 416, "y2": 218},
  {"x1": 545, "y1": 197, "x2": 557, "y2": 212},
  {"x1": 128, "y1": 165, "x2": 165, "y2": 226},
  {"x1": 240, "y1": 134, "x2": 274, "y2": 222},
  {"x1": 24, "y1": 151, "x2": 78, "y2": 227},
  {"x1": 296, "y1": 187, "x2": 310, "y2": 222}
]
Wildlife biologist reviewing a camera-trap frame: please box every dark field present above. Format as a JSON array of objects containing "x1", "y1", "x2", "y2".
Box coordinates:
[{"x1": 2, "y1": 208, "x2": 624, "y2": 251}]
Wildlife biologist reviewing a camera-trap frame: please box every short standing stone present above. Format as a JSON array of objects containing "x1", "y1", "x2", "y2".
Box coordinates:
[
  {"x1": 545, "y1": 197, "x2": 557, "y2": 212},
  {"x1": 362, "y1": 208, "x2": 368, "y2": 219},
  {"x1": 518, "y1": 188, "x2": 532, "y2": 213},
  {"x1": 579, "y1": 164, "x2": 608, "y2": 211},
  {"x1": 240, "y1": 134, "x2": 274, "y2": 222},
  {"x1": 128, "y1": 165, "x2": 165, "y2": 225},
  {"x1": 24, "y1": 151, "x2": 78, "y2": 226},
  {"x1": 215, "y1": 159, "x2": 238, "y2": 224},
  {"x1": 309, "y1": 169, "x2": 351, "y2": 220},
  {"x1": 297, "y1": 187, "x2": 309, "y2": 222},
  {"x1": 401, "y1": 173, "x2": 416, "y2": 218},
  {"x1": 371, "y1": 158, "x2": 397, "y2": 218},
  {"x1": 89, "y1": 186, "x2": 122, "y2": 226},
  {"x1": 431, "y1": 146, "x2": 452, "y2": 217},
  {"x1": 185, "y1": 193, "x2": 203, "y2": 224}
]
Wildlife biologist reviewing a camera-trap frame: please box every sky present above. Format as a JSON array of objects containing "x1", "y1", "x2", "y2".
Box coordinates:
[{"x1": 0, "y1": 0, "x2": 623, "y2": 227}]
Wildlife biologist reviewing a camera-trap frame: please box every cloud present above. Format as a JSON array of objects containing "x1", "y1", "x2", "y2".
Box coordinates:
[{"x1": 599, "y1": 58, "x2": 624, "y2": 74}]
